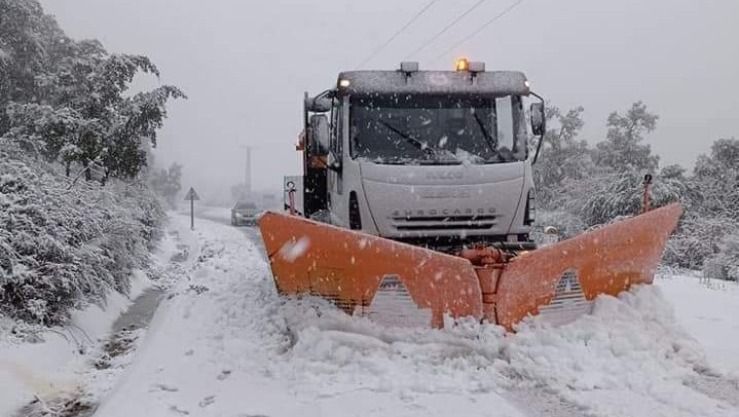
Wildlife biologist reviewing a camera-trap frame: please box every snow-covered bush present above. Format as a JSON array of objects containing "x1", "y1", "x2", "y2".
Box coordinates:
[
  {"x1": 0, "y1": 145, "x2": 165, "y2": 324},
  {"x1": 664, "y1": 139, "x2": 739, "y2": 274},
  {"x1": 557, "y1": 171, "x2": 684, "y2": 227},
  {"x1": 663, "y1": 214, "x2": 737, "y2": 270},
  {"x1": 702, "y1": 232, "x2": 739, "y2": 281}
]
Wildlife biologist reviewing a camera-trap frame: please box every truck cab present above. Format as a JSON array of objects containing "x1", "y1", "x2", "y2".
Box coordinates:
[{"x1": 300, "y1": 60, "x2": 545, "y2": 252}]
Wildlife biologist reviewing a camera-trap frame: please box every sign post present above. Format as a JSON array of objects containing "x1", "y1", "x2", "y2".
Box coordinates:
[{"x1": 184, "y1": 187, "x2": 200, "y2": 230}]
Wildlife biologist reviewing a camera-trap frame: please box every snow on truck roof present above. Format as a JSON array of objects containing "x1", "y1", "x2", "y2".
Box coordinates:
[{"x1": 335, "y1": 70, "x2": 530, "y2": 97}]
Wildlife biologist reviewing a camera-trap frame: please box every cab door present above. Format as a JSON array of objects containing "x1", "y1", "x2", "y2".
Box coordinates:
[{"x1": 327, "y1": 96, "x2": 348, "y2": 227}]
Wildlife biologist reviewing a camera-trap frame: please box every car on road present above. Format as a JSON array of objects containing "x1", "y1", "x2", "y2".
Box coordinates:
[{"x1": 231, "y1": 201, "x2": 258, "y2": 226}]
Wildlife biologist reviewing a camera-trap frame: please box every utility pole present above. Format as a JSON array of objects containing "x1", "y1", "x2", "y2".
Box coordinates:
[
  {"x1": 245, "y1": 145, "x2": 252, "y2": 195},
  {"x1": 240, "y1": 145, "x2": 253, "y2": 199}
]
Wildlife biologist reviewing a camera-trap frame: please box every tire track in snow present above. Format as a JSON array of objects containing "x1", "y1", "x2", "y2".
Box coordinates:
[
  {"x1": 685, "y1": 370, "x2": 739, "y2": 408},
  {"x1": 505, "y1": 388, "x2": 589, "y2": 417}
]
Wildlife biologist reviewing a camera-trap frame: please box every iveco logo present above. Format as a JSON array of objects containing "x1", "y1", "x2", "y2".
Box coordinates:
[
  {"x1": 426, "y1": 171, "x2": 463, "y2": 180},
  {"x1": 392, "y1": 207, "x2": 496, "y2": 217},
  {"x1": 419, "y1": 189, "x2": 471, "y2": 199}
]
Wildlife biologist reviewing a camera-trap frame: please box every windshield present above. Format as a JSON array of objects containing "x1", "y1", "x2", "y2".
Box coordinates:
[{"x1": 350, "y1": 94, "x2": 527, "y2": 164}]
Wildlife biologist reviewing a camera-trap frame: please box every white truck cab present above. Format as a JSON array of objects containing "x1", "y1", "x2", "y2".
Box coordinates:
[{"x1": 297, "y1": 60, "x2": 546, "y2": 252}]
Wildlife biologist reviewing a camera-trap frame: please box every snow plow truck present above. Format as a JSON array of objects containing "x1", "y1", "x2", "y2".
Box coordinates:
[{"x1": 258, "y1": 59, "x2": 683, "y2": 331}]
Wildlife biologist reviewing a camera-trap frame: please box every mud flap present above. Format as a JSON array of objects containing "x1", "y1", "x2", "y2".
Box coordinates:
[
  {"x1": 494, "y1": 203, "x2": 683, "y2": 331},
  {"x1": 258, "y1": 213, "x2": 484, "y2": 328}
]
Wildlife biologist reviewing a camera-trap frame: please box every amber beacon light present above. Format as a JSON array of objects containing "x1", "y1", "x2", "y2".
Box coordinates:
[{"x1": 455, "y1": 57, "x2": 470, "y2": 71}]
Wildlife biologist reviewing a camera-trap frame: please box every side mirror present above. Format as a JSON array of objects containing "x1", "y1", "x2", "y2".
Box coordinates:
[
  {"x1": 309, "y1": 114, "x2": 330, "y2": 155},
  {"x1": 305, "y1": 90, "x2": 334, "y2": 113},
  {"x1": 530, "y1": 102, "x2": 546, "y2": 136}
]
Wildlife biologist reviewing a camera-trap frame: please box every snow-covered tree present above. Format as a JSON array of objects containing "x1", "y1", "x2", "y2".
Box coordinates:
[
  {"x1": 0, "y1": 0, "x2": 185, "y2": 182},
  {"x1": 533, "y1": 105, "x2": 595, "y2": 206},
  {"x1": 0, "y1": 0, "x2": 52, "y2": 106},
  {"x1": 150, "y1": 162, "x2": 183, "y2": 208},
  {"x1": 0, "y1": 0, "x2": 180, "y2": 324},
  {"x1": 593, "y1": 101, "x2": 660, "y2": 173},
  {"x1": 691, "y1": 138, "x2": 739, "y2": 217},
  {"x1": 530, "y1": 99, "x2": 734, "y2": 276}
]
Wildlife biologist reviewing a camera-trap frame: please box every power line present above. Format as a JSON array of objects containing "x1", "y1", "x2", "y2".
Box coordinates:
[
  {"x1": 404, "y1": 0, "x2": 491, "y2": 60},
  {"x1": 356, "y1": 0, "x2": 442, "y2": 68},
  {"x1": 434, "y1": 0, "x2": 525, "y2": 62}
]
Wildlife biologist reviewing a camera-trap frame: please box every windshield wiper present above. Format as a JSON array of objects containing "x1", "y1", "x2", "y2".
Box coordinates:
[
  {"x1": 376, "y1": 120, "x2": 437, "y2": 157},
  {"x1": 472, "y1": 112, "x2": 498, "y2": 155}
]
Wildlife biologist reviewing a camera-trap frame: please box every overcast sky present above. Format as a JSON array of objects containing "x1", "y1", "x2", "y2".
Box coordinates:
[{"x1": 40, "y1": 0, "x2": 739, "y2": 199}]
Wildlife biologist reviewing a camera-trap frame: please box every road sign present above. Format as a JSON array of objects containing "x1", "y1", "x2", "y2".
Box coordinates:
[
  {"x1": 184, "y1": 187, "x2": 200, "y2": 230},
  {"x1": 184, "y1": 187, "x2": 200, "y2": 201}
]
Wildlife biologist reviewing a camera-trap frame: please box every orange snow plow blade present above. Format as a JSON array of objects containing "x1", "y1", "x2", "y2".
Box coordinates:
[
  {"x1": 258, "y1": 213, "x2": 484, "y2": 328},
  {"x1": 494, "y1": 203, "x2": 683, "y2": 330},
  {"x1": 258, "y1": 203, "x2": 682, "y2": 330}
]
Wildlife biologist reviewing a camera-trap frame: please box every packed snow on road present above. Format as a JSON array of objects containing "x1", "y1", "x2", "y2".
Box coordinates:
[{"x1": 3, "y1": 212, "x2": 737, "y2": 417}]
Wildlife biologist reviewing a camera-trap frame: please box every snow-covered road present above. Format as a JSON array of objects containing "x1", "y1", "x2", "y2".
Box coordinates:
[{"x1": 91, "y1": 213, "x2": 739, "y2": 417}]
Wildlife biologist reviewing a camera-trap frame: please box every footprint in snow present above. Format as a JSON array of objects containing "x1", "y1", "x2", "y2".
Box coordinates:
[
  {"x1": 169, "y1": 405, "x2": 190, "y2": 415},
  {"x1": 150, "y1": 383, "x2": 179, "y2": 393},
  {"x1": 198, "y1": 395, "x2": 216, "y2": 408}
]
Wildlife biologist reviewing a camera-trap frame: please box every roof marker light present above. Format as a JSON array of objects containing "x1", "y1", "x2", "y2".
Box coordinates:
[
  {"x1": 468, "y1": 61, "x2": 485, "y2": 72},
  {"x1": 400, "y1": 61, "x2": 419, "y2": 73},
  {"x1": 339, "y1": 79, "x2": 351, "y2": 88},
  {"x1": 524, "y1": 80, "x2": 531, "y2": 89}
]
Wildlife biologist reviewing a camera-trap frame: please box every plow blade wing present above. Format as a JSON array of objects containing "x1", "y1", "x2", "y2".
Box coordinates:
[
  {"x1": 258, "y1": 213, "x2": 484, "y2": 327},
  {"x1": 494, "y1": 203, "x2": 683, "y2": 330}
]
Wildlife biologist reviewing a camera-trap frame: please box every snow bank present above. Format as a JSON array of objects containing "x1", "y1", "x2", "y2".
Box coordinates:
[
  {"x1": 0, "y1": 266, "x2": 153, "y2": 415},
  {"x1": 0, "y1": 210, "x2": 195, "y2": 416},
  {"x1": 503, "y1": 286, "x2": 736, "y2": 417}
]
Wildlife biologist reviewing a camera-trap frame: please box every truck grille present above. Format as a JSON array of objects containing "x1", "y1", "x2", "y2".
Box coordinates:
[{"x1": 391, "y1": 214, "x2": 497, "y2": 231}]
